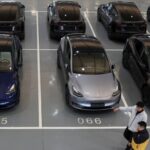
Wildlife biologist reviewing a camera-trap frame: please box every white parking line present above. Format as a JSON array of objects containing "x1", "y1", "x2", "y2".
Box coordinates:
[
  {"x1": 23, "y1": 49, "x2": 37, "y2": 51},
  {"x1": 83, "y1": 11, "x2": 96, "y2": 37},
  {"x1": 22, "y1": 48, "x2": 122, "y2": 51},
  {"x1": 36, "y1": 11, "x2": 43, "y2": 128},
  {"x1": 0, "y1": 126, "x2": 150, "y2": 130}
]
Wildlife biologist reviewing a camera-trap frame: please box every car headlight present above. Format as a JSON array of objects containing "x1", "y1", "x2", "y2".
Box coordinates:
[
  {"x1": 112, "y1": 84, "x2": 120, "y2": 96},
  {"x1": 72, "y1": 86, "x2": 83, "y2": 97},
  {"x1": 6, "y1": 84, "x2": 16, "y2": 95},
  {"x1": 105, "y1": 102, "x2": 115, "y2": 107},
  {"x1": 60, "y1": 26, "x2": 64, "y2": 30}
]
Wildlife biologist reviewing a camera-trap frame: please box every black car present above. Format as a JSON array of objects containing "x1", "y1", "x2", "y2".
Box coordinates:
[
  {"x1": 97, "y1": 2, "x2": 146, "y2": 39},
  {"x1": 147, "y1": 6, "x2": 150, "y2": 22},
  {"x1": 47, "y1": 1, "x2": 86, "y2": 39},
  {"x1": 0, "y1": 1, "x2": 25, "y2": 40},
  {"x1": 57, "y1": 34, "x2": 121, "y2": 110},
  {"x1": 0, "y1": 34, "x2": 22, "y2": 109},
  {"x1": 122, "y1": 34, "x2": 150, "y2": 104}
]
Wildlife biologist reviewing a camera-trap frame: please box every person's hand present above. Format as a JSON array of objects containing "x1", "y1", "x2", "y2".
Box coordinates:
[{"x1": 113, "y1": 108, "x2": 119, "y2": 112}]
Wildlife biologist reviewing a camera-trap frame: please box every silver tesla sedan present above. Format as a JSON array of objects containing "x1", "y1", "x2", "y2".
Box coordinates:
[{"x1": 57, "y1": 34, "x2": 121, "y2": 110}]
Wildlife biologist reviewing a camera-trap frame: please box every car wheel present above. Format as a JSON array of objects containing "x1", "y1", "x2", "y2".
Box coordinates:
[
  {"x1": 20, "y1": 22, "x2": 25, "y2": 40},
  {"x1": 49, "y1": 26, "x2": 55, "y2": 39},
  {"x1": 65, "y1": 86, "x2": 70, "y2": 106},
  {"x1": 57, "y1": 53, "x2": 61, "y2": 69},
  {"x1": 142, "y1": 85, "x2": 150, "y2": 105},
  {"x1": 122, "y1": 50, "x2": 130, "y2": 69}
]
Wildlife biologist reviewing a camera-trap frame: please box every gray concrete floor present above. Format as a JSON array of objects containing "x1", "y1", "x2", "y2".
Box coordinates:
[{"x1": 0, "y1": 0, "x2": 150, "y2": 150}]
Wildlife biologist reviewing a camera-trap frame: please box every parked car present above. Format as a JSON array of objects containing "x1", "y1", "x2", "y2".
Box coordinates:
[
  {"x1": 57, "y1": 34, "x2": 121, "y2": 110},
  {"x1": 147, "y1": 6, "x2": 150, "y2": 22},
  {"x1": 122, "y1": 34, "x2": 150, "y2": 104},
  {"x1": 0, "y1": 34, "x2": 22, "y2": 109},
  {"x1": 47, "y1": 1, "x2": 86, "y2": 39},
  {"x1": 0, "y1": 1, "x2": 25, "y2": 40},
  {"x1": 97, "y1": 1, "x2": 146, "y2": 39}
]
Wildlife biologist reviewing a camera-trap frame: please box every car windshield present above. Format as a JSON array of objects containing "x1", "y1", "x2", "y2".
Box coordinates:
[
  {"x1": 57, "y1": 4, "x2": 80, "y2": 21},
  {"x1": 0, "y1": 51, "x2": 13, "y2": 72},
  {"x1": 116, "y1": 4, "x2": 143, "y2": 21},
  {"x1": 0, "y1": 5, "x2": 19, "y2": 21},
  {"x1": 73, "y1": 51, "x2": 111, "y2": 74}
]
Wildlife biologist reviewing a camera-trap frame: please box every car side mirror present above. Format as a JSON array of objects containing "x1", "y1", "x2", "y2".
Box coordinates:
[
  {"x1": 65, "y1": 64, "x2": 70, "y2": 72},
  {"x1": 21, "y1": 5, "x2": 25, "y2": 9},
  {"x1": 48, "y1": 4, "x2": 53, "y2": 8},
  {"x1": 111, "y1": 64, "x2": 115, "y2": 70}
]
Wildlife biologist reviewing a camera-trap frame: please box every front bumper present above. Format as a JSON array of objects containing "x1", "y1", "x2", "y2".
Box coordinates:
[
  {"x1": 0, "y1": 30, "x2": 23, "y2": 38},
  {"x1": 68, "y1": 92, "x2": 121, "y2": 111},
  {"x1": 113, "y1": 30, "x2": 146, "y2": 38},
  {"x1": 53, "y1": 29, "x2": 85, "y2": 38},
  {"x1": 0, "y1": 93, "x2": 19, "y2": 109}
]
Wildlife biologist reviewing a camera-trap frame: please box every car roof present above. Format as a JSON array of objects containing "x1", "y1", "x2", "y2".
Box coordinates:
[
  {"x1": 0, "y1": 35, "x2": 14, "y2": 51},
  {"x1": 55, "y1": 1, "x2": 80, "y2": 7},
  {"x1": 110, "y1": 2, "x2": 143, "y2": 21},
  {"x1": 0, "y1": 2, "x2": 22, "y2": 21},
  {"x1": 55, "y1": 1, "x2": 81, "y2": 21},
  {"x1": 67, "y1": 34, "x2": 104, "y2": 53}
]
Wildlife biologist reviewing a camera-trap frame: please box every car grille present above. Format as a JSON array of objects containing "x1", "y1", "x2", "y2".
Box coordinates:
[
  {"x1": 121, "y1": 23, "x2": 146, "y2": 32},
  {"x1": 0, "y1": 24, "x2": 14, "y2": 31}
]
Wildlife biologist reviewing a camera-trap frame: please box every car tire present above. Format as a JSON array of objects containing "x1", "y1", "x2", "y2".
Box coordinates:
[
  {"x1": 49, "y1": 27, "x2": 55, "y2": 39},
  {"x1": 122, "y1": 50, "x2": 130, "y2": 69},
  {"x1": 20, "y1": 22, "x2": 25, "y2": 40},
  {"x1": 65, "y1": 86, "x2": 70, "y2": 106},
  {"x1": 142, "y1": 85, "x2": 150, "y2": 105}
]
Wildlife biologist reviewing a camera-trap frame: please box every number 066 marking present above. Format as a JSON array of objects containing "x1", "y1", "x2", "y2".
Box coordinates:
[{"x1": 77, "y1": 117, "x2": 101, "y2": 125}]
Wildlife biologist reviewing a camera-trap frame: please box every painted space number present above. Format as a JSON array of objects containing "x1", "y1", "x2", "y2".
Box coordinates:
[
  {"x1": 0, "y1": 117, "x2": 8, "y2": 125},
  {"x1": 77, "y1": 117, "x2": 101, "y2": 125}
]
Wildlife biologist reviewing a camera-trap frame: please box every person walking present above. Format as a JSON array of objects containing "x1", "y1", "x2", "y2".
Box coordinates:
[
  {"x1": 114, "y1": 101, "x2": 148, "y2": 150},
  {"x1": 131, "y1": 121, "x2": 149, "y2": 150}
]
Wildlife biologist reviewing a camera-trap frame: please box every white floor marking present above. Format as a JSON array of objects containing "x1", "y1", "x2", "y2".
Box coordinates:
[
  {"x1": 0, "y1": 126, "x2": 150, "y2": 130},
  {"x1": 22, "y1": 48, "x2": 122, "y2": 51},
  {"x1": 23, "y1": 49, "x2": 37, "y2": 51},
  {"x1": 83, "y1": 11, "x2": 96, "y2": 37},
  {"x1": 36, "y1": 11, "x2": 42, "y2": 128}
]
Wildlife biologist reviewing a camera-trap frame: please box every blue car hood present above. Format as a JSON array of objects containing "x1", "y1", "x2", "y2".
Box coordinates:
[{"x1": 0, "y1": 72, "x2": 16, "y2": 94}]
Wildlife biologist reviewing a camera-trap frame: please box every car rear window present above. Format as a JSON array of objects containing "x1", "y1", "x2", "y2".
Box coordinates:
[
  {"x1": 115, "y1": 4, "x2": 143, "y2": 21},
  {"x1": 57, "y1": 4, "x2": 80, "y2": 21},
  {"x1": 73, "y1": 51, "x2": 110, "y2": 74},
  {"x1": 0, "y1": 5, "x2": 19, "y2": 21},
  {"x1": 0, "y1": 51, "x2": 13, "y2": 72}
]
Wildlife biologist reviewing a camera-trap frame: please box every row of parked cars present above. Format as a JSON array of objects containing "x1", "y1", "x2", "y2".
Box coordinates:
[
  {"x1": 0, "y1": 0, "x2": 150, "y2": 111},
  {"x1": 48, "y1": 1, "x2": 150, "y2": 110}
]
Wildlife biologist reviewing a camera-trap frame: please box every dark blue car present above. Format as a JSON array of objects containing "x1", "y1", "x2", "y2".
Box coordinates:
[{"x1": 0, "y1": 34, "x2": 22, "y2": 109}]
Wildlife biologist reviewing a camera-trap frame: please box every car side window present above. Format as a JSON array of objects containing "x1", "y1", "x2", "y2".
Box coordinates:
[
  {"x1": 64, "y1": 40, "x2": 71, "y2": 64},
  {"x1": 133, "y1": 39, "x2": 144, "y2": 57},
  {"x1": 125, "y1": 42, "x2": 132, "y2": 52},
  {"x1": 141, "y1": 51, "x2": 148, "y2": 69},
  {"x1": 109, "y1": 7, "x2": 118, "y2": 17}
]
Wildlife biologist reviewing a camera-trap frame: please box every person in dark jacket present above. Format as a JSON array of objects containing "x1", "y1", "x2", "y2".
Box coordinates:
[{"x1": 131, "y1": 121, "x2": 149, "y2": 150}]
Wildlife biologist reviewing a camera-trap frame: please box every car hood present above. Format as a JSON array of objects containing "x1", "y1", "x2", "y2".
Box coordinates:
[
  {"x1": 70, "y1": 73, "x2": 118, "y2": 99},
  {"x1": 0, "y1": 72, "x2": 16, "y2": 94}
]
